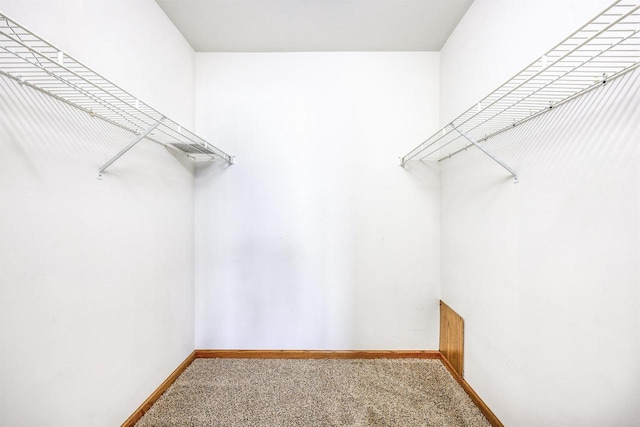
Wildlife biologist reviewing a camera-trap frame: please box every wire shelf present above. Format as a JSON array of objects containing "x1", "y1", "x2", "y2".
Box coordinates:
[
  {"x1": 402, "y1": 0, "x2": 640, "y2": 164},
  {"x1": 0, "y1": 12, "x2": 232, "y2": 164}
]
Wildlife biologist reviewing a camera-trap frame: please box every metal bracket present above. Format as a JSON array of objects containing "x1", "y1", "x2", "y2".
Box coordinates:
[
  {"x1": 451, "y1": 125, "x2": 519, "y2": 183},
  {"x1": 98, "y1": 118, "x2": 165, "y2": 178}
]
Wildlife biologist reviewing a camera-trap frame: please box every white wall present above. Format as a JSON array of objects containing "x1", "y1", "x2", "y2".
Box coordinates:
[
  {"x1": 0, "y1": 1, "x2": 196, "y2": 425},
  {"x1": 440, "y1": 1, "x2": 640, "y2": 425},
  {"x1": 5, "y1": 1, "x2": 635, "y2": 426},
  {"x1": 194, "y1": 52, "x2": 441, "y2": 350}
]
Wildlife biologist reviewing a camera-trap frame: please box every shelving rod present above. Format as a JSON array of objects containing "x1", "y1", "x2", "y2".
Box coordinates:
[
  {"x1": 0, "y1": 12, "x2": 233, "y2": 165},
  {"x1": 451, "y1": 126, "x2": 518, "y2": 183},
  {"x1": 400, "y1": 0, "x2": 640, "y2": 166},
  {"x1": 99, "y1": 118, "x2": 165, "y2": 176},
  {"x1": 430, "y1": 23, "x2": 640, "y2": 158}
]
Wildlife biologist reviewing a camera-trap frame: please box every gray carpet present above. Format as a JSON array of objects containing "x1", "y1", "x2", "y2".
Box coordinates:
[{"x1": 135, "y1": 358, "x2": 491, "y2": 427}]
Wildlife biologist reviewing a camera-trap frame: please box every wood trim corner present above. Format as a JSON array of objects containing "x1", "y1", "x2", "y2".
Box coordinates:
[
  {"x1": 438, "y1": 354, "x2": 504, "y2": 427},
  {"x1": 121, "y1": 350, "x2": 196, "y2": 427}
]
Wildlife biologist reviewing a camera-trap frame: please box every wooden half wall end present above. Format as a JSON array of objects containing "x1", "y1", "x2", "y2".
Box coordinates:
[{"x1": 439, "y1": 300, "x2": 465, "y2": 377}]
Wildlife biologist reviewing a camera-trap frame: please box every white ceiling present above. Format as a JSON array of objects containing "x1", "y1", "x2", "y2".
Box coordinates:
[{"x1": 155, "y1": 0, "x2": 474, "y2": 52}]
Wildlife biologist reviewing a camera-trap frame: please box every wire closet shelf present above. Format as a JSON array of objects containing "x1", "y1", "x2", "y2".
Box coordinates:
[
  {"x1": 0, "y1": 12, "x2": 233, "y2": 169},
  {"x1": 401, "y1": 0, "x2": 640, "y2": 174}
]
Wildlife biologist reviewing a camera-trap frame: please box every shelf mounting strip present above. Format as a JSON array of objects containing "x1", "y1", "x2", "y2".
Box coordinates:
[
  {"x1": 401, "y1": 0, "x2": 640, "y2": 182},
  {"x1": 0, "y1": 12, "x2": 233, "y2": 175}
]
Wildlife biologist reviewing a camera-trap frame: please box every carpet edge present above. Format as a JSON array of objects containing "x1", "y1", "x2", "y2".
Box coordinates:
[
  {"x1": 121, "y1": 350, "x2": 196, "y2": 427},
  {"x1": 438, "y1": 354, "x2": 504, "y2": 427}
]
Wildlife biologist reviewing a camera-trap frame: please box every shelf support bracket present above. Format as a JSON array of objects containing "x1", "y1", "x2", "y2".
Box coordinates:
[
  {"x1": 98, "y1": 118, "x2": 164, "y2": 178},
  {"x1": 451, "y1": 125, "x2": 519, "y2": 183}
]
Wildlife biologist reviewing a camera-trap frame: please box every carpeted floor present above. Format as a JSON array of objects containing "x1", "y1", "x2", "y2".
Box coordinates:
[{"x1": 135, "y1": 358, "x2": 491, "y2": 427}]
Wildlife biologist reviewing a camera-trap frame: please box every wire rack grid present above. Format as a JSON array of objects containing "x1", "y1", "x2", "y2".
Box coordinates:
[
  {"x1": 0, "y1": 12, "x2": 233, "y2": 164},
  {"x1": 402, "y1": 0, "x2": 640, "y2": 164}
]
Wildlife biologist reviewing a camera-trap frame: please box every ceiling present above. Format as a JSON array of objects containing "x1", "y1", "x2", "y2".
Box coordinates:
[{"x1": 155, "y1": 0, "x2": 474, "y2": 52}]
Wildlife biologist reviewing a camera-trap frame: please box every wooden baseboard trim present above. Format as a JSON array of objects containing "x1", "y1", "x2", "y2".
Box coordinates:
[
  {"x1": 194, "y1": 349, "x2": 441, "y2": 359},
  {"x1": 121, "y1": 350, "x2": 196, "y2": 427},
  {"x1": 122, "y1": 349, "x2": 501, "y2": 427},
  {"x1": 438, "y1": 354, "x2": 504, "y2": 427}
]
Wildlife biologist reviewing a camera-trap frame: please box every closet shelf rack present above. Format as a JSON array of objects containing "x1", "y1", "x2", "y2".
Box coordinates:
[
  {"x1": 401, "y1": 0, "x2": 640, "y2": 181},
  {"x1": 0, "y1": 12, "x2": 233, "y2": 175}
]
